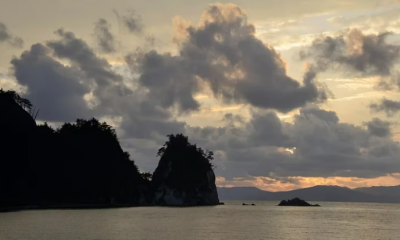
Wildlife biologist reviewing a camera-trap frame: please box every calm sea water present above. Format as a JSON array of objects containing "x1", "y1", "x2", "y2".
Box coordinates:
[{"x1": 0, "y1": 201, "x2": 399, "y2": 240}]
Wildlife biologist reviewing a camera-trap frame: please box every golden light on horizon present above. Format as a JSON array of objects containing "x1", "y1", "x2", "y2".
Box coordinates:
[
  {"x1": 216, "y1": 174, "x2": 400, "y2": 192},
  {"x1": 211, "y1": 105, "x2": 243, "y2": 112}
]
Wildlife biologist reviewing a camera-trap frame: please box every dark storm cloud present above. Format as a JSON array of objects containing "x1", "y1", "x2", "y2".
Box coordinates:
[
  {"x1": 188, "y1": 107, "x2": 400, "y2": 180},
  {"x1": 301, "y1": 29, "x2": 400, "y2": 76},
  {"x1": 365, "y1": 118, "x2": 392, "y2": 137},
  {"x1": 47, "y1": 29, "x2": 130, "y2": 113},
  {"x1": 302, "y1": 28, "x2": 400, "y2": 120},
  {"x1": 126, "y1": 50, "x2": 202, "y2": 113},
  {"x1": 121, "y1": 116, "x2": 186, "y2": 141},
  {"x1": 128, "y1": 4, "x2": 326, "y2": 114},
  {"x1": 113, "y1": 10, "x2": 144, "y2": 34},
  {"x1": 247, "y1": 112, "x2": 293, "y2": 148},
  {"x1": 0, "y1": 22, "x2": 23, "y2": 48},
  {"x1": 300, "y1": 107, "x2": 339, "y2": 123},
  {"x1": 222, "y1": 113, "x2": 245, "y2": 126},
  {"x1": 94, "y1": 18, "x2": 116, "y2": 53},
  {"x1": 11, "y1": 28, "x2": 128, "y2": 121},
  {"x1": 11, "y1": 43, "x2": 91, "y2": 121},
  {"x1": 370, "y1": 99, "x2": 400, "y2": 116},
  {"x1": 48, "y1": 29, "x2": 123, "y2": 86},
  {"x1": 46, "y1": 29, "x2": 188, "y2": 140},
  {"x1": 186, "y1": 112, "x2": 291, "y2": 153},
  {"x1": 10, "y1": 28, "x2": 182, "y2": 143}
]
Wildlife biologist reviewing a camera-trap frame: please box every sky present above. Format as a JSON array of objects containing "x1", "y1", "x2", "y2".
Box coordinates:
[{"x1": 1, "y1": 0, "x2": 400, "y2": 191}]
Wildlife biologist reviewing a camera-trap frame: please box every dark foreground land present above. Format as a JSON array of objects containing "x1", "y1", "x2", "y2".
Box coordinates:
[{"x1": 0, "y1": 89, "x2": 220, "y2": 210}]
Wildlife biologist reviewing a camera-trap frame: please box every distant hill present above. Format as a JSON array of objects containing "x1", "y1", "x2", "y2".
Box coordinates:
[
  {"x1": 218, "y1": 185, "x2": 400, "y2": 203},
  {"x1": 355, "y1": 185, "x2": 400, "y2": 200}
]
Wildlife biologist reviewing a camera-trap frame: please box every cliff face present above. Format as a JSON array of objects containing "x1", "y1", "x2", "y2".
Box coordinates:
[
  {"x1": 151, "y1": 134, "x2": 220, "y2": 206},
  {"x1": 153, "y1": 163, "x2": 219, "y2": 206}
]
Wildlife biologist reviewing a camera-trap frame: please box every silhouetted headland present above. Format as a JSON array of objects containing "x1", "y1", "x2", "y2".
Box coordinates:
[
  {"x1": 0, "y1": 89, "x2": 220, "y2": 211},
  {"x1": 278, "y1": 198, "x2": 320, "y2": 207}
]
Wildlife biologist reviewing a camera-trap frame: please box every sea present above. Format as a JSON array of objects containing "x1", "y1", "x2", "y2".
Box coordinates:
[{"x1": 0, "y1": 201, "x2": 399, "y2": 240}]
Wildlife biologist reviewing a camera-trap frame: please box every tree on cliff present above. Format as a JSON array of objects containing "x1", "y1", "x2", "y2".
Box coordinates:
[{"x1": 0, "y1": 89, "x2": 32, "y2": 111}]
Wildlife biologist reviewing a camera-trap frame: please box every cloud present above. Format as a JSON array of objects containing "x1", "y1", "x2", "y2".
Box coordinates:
[
  {"x1": 300, "y1": 107, "x2": 339, "y2": 123},
  {"x1": 6, "y1": 4, "x2": 400, "y2": 186},
  {"x1": 47, "y1": 29, "x2": 131, "y2": 113},
  {"x1": 247, "y1": 111, "x2": 293, "y2": 148},
  {"x1": 187, "y1": 107, "x2": 400, "y2": 180},
  {"x1": 365, "y1": 118, "x2": 392, "y2": 137},
  {"x1": 327, "y1": 6, "x2": 400, "y2": 34},
  {"x1": 377, "y1": 73, "x2": 400, "y2": 91},
  {"x1": 222, "y1": 113, "x2": 245, "y2": 126},
  {"x1": 93, "y1": 18, "x2": 116, "y2": 53},
  {"x1": 0, "y1": 22, "x2": 23, "y2": 48},
  {"x1": 370, "y1": 98, "x2": 400, "y2": 116},
  {"x1": 126, "y1": 50, "x2": 202, "y2": 113},
  {"x1": 128, "y1": 4, "x2": 326, "y2": 114},
  {"x1": 11, "y1": 43, "x2": 92, "y2": 121},
  {"x1": 10, "y1": 27, "x2": 187, "y2": 156},
  {"x1": 113, "y1": 10, "x2": 144, "y2": 34},
  {"x1": 301, "y1": 29, "x2": 400, "y2": 76},
  {"x1": 302, "y1": 28, "x2": 400, "y2": 116}
]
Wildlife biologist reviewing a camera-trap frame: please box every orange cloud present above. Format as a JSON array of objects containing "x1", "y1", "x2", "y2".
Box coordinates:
[
  {"x1": 171, "y1": 16, "x2": 192, "y2": 46},
  {"x1": 393, "y1": 132, "x2": 400, "y2": 139},
  {"x1": 282, "y1": 59, "x2": 289, "y2": 72},
  {"x1": 211, "y1": 105, "x2": 243, "y2": 112},
  {"x1": 302, "y1": 61, "x2": 311, "y2": 71}
]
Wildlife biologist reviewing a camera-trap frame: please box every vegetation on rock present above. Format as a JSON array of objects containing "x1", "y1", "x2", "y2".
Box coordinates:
[
  {"x1": 153, "y1": 134, "x2": 215, "y2": 191},
  {"x1": 151, "y1": 134, "x2": 219, "y2": 206}
]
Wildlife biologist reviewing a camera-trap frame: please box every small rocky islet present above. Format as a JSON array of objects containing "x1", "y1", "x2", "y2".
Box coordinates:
[{"x1": 278, "y1": 198, "x2": 320, "y2": 207}]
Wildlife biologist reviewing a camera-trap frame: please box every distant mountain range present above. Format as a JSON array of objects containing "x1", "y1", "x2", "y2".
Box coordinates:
[{"x1": 217, "y1": 185, "x2": 400, "y2": 203}]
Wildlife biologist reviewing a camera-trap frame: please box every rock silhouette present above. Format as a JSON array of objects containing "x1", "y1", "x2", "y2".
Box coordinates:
[
  {"x1": 278, "y1": 198, "x2": 320, "y2": 207},
  {"x1": 0, "y1": 89, "x2": 220, "y2": 209},
  {"x1": 152, "y1": 134, "x2": 219, "y2": 206},
  {"x1": 0, "y1": 90, "x2": 37, "y2": 207}
]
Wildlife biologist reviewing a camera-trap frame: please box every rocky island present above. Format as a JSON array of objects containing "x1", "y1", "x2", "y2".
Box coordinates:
[
  {"x1": 0, "y1": 89, "x2": 220, "y2": 210},
  {"x1": 278, "y1": 198, "x2": 320, "y2": 207},
  {"x1": 151, "y1": 134, "x2": 219, "y2": 206}
]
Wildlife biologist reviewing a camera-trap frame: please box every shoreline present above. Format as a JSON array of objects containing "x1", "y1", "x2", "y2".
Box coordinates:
[{"x1": 0, "y1": 203, "x2": 224, "y2": 213}]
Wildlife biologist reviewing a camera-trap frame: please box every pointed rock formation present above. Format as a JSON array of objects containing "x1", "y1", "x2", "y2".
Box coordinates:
[{"x1": 151, "y1": 134, "x2": 220, "y2": 206}]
